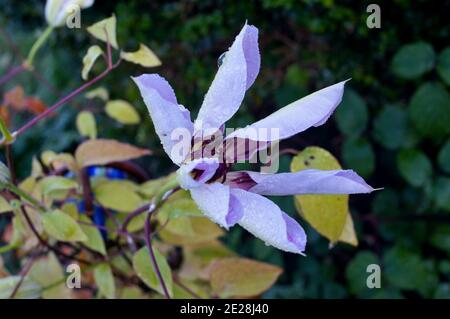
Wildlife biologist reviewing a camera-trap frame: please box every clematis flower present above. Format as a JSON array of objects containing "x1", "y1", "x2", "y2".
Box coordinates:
[
  {"x1": 133, "y1": 23, "x2": 375, "y2": 255},
  {"x1": 45, "y1": 0, "x2": 94, "y2": 27}
]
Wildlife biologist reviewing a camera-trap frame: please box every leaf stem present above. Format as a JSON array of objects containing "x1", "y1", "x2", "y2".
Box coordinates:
[
  {"x1": 11, "y1": 58, "x2": 121, "y2": 140},
  {"x1": 25, "y1": 26, "x2": 54, "y2": 68},
  {"x1": 9, "y1": 248, "x2": 41, "y2": 299},
  {"x1": 144, "y1": 209, "x2": 170, "y2": 299},
  {"x1": 5, "y1": 144, "x2": 16, "y2": 184}
]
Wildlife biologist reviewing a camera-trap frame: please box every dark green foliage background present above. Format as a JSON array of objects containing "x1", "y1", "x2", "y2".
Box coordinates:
[{"x1": 1, "y1": 0, "x2": 449, "y2": 298}]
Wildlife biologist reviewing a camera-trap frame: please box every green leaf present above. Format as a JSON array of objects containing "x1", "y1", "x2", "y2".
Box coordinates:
[
  {"x1": 133, "y1": 247, "x2": 173, "y2": 297},
  {"x1": 79, "y1": 215, "x2": 107, "y2": 255},
  {"x1": 334, "y1": 89, "x2": 368, "y2": 137},
  {"x1": 284, "y1": 64, "x2": 309, "y2": 86},
  {"x1": 434, "y1": 284, "x2": 450, "y2": 298},
  {"x1": 397, "y1": 149, "x2": 432, "y2": 187},
  {"x1": 437, "y1": 138, "x2": 450, "y2": 173},
  {"x1": 76, "y1": 111, "x2": 97, "y2": 139},
  {"x1": 209, "y1": 257, "x2": 282, "y2": 298},
  {"x1": 409, "y1": 82, "x2": 450, "y2": 140},
  {"x1": 0, "y1": 276, "x2": 41, "y2": 299},
  {"x1": 384, "y1": 245, "x2": 438, "y2": 297},
  {"x1": 94, "y1": 181, "x2": 143, "y2": 213},
  {"x1": 432, "y1": 177, "x2": 450, "y2": 212},
  {"x1": 290, "y1": 147, "x2": 357, "y2": 244},
  {"x1": 42, "y1": 210, "x2": 87, "y2": 242},
  {"x1": 437, "y1": 47, "x2": 450, "y2": 86},
  {"x1": 39, "y1": 176, "x2": 78, "y2": 196},
  {"x1": 391, "y1": 42, "x2": 435, "y2": 79},
  {"x1": 430, "y1": 225, "x2": 450, "y2": 254},
  {"x1": 86, "y1": 15, "x2": 118, "y2": 49},
  {"x1": 94, "y1": 263, "x2": 116, "y2": 299},
  {"x1": 105, "y1": 100, "x2": 141, "y2": 125},
  {"x1": 345, "y1": 251, "x2": 379, "y2": 296},
  {"x1": 373, "y1": 105, "x2": 409, "y2": 150},
  {"x1": 81, "y1": 45, "x2": 103, "y2": 80},
  {"x1": 121, "y1": 43, "x2": 161, "y2": 67},
  {"x1": 372, "y1": 188, "x2": 400, "y2": 216},
  {"x1": 341, "y1": 137, "x2": 375, "y2": 178}
]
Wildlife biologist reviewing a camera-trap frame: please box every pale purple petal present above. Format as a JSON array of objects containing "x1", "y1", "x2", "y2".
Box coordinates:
[
  {"x1": 190, "y1": 183, "x2": 230, "y2": 229},
  {"x1": 242, "y1": 25, "x2": 260, "y2": 89},
  {"x1": 246, "y1": 169, "x2": 374, "y2": 195},
  {"x1": 194, "y1": 24, "x2": 260, "y2": 132},
  {"x1": 231, "y1": 188, "x2": 306, "y2": 254},
  {"x1": 177, "y1": 158, "x2": 219, "y2": 189},
  {"x1": 226, "y1": 80, "x2": 348, "y2": 142},
  {"x1": 226, "y1": 193, "x2": 244, "y2": 227},
  {"x1": 132, "y1": 74, "x2": 194, "y2": 165}
]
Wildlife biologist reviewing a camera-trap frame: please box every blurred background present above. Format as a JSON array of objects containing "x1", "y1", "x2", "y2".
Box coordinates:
[{"x1": 1, "y1": 0, "x2": 449, "y2": 298}]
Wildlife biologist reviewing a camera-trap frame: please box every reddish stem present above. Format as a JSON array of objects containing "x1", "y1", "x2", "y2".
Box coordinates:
[
  {"x1": 144, "y1": 210, "x2": 171, "y2": 299},
  {"x1": 0, "y1": 65, "x2": 26, "y2": 87},
  {"x1": 13, "y1": 60, "x2": 120, "y2": 138},
  {"x1": 9, "y1": 248, "x2": 41, "y2": 299}
]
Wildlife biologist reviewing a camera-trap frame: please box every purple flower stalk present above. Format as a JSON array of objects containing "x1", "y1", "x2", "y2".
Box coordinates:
[{"x1": 133, "y1": 23, "x2": 375, "y2": 255}]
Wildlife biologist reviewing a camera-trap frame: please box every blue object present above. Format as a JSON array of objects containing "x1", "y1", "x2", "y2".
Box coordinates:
[{"x1": 63, "y1": 165, "x2": 130, "y2": 238}]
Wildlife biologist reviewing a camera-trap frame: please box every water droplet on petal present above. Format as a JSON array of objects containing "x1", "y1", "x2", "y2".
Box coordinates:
[{"x1": 217, "y1": 52, "x2": 226, "y2": 68}]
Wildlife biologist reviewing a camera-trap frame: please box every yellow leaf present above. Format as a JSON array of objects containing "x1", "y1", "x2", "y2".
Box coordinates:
[
  {"x1": 86, "y1": 14, "x2": 118, "y2": 49},
  {"x1": 138, "y1": 175, "x2": 172, "y2": 199},
  {"x1": 338, "y1": 212, "x2": 358, "y2": 246},
  {"x1": 29, "y1": 253, "x2": 72, "y2": 298},
  {"x1": 85, "y1": 87, "x2": 109, "y2": 101},
  {"x1": 121, "y1": 43, "x2": 161, "y2": 67},
  {"x1": 31, "y1": 156, "x2": 44, "y2": 177},
  {"x1": 76, "y1": 111, "x2": 97, "y2": 139},
  {"x1": 133, "y1": 247, "x2": 173, "y2": 297},
  {"x1": 39, "y1": 176, "x2": 78, "y2": 196},
  {"x1": 75, "y1": 138, "x2": 151, "y2": 167},
  {"x1": 40, "y1": 151, "x2": 76, "y2": 171},
  {"x1": 105, "y1": 99, "x2": 140, "y2": 124},
  {"x1": 93, "y1": 180, "x2": 143, "y2": 213},
  {"x1": 61, "y1": 202, "x2": 79, "y2": 219},
  {"x1": 173, "y1": 279, "x2": 210, "y2": 299},
  {"x1": 179, "y1": 241, "x2": 236, "y2": 281},
  {"x1": 15, "y1": 207, "x2": 44, "y2": 249},
  {"x1": 119, "y1": 286, "x2": 147, "y2": 299},
  {"x1": 42, "y1": 210, "x2": 87, "y2": 242},
  {"x1": 210, "y1": 257, "x2": 282, "y2": 298},
  {"x1": 157, "y1": 193, "x2": 224, "y2": 246},
  {"x1": 94, "y1": 263, "x2": 115, "y2": 299},
  {"x1": 291, "y1": 146, "x2": 358, "y2": 245},
  {"x1": 81, "y1": 45, "x2": 103, "y2": 80},
  {"x1": 79, "y1": 215, "x2": 107, "y2": 255},
  {"x1": 0, "y1": 195, "x2": 13, "y2": 213},
  {"x1": 159, "y1": 217, "x2": 224, "y2": 245},
  {"x1": 41, "y1": 150, "x2": 57, "y2": 167}
]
